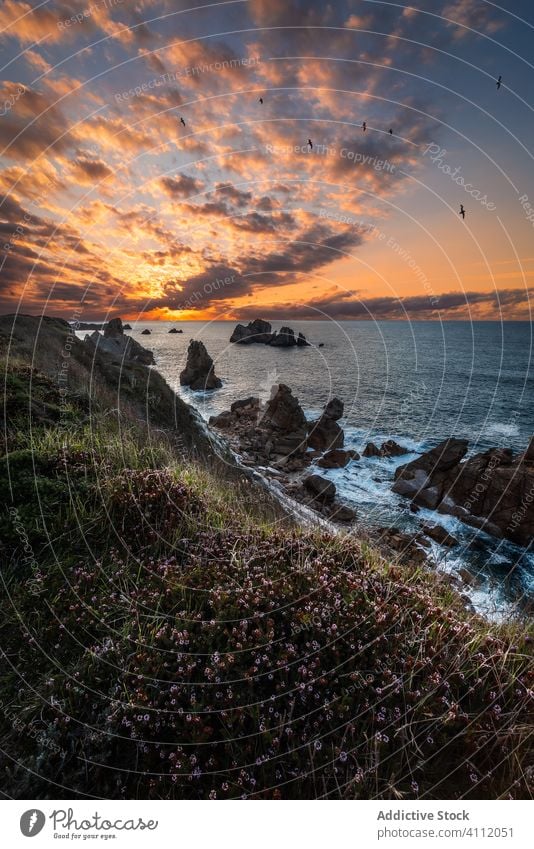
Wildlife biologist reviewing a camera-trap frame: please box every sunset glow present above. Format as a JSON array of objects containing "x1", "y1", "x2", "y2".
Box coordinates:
[{"x1": 1, "y1": 0, "x2": 534, "y2": 321}]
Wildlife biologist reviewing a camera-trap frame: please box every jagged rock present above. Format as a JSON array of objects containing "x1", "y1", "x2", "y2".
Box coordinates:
[
  {"x1": 308, "y1": 397, "x2": 345, "y2": 451},
  {"x1": 229, "y1": 319, "x2": 310, "y2": 347},
  {"x1": 270, "y1": 326, "x2": 297, "y2": 347},
  {"x1": 422, "y1": 524, "x2": 459, "y2": 547},
  {"x1": 180, "y1": 340, "x2": 222, "y2": 391},
  {"x1": 260, "y1": 384, "x2": 307, "y2": 432},
  {"x1": 304, "y1": 474, "x2": 336, "y2": 503},
  {"x1": 169, "y1": 327, "x2": 183, "y2": 333},
  {"x1": 209, "y1": 411, "x2": 233, "y2": 428},
  {"x1": 317, "y1": 449, "x2": 358, "y2": 469},
  {"x1": 393, "y1": 437, "x2": 534, "y2": 547},
  {"x1": 230, "y1": 319, "x2": 273, "y2": 344},
  {"x1": 395, "y1": 438, "x2": 469, "y2": 482},
  {"x1": 381, "y1": 439, "x2": 408, "y2": 457},
  {"x1": 363, "y1": 442, "x2": 381, "y2": 458},
  {"x1": 364, "y1": 439, "x2": 408, "y2": 458},
  {"x1": 324, "y1": 397, "x2": 344, "y2": 420},
  {"x1": 123, "y1": 323, "x2": 132, "y2": 330},
  {"x1": 141, "y1": 329, "x2": 151, "y2": 335},
  {"x1": 104, "y1": 317, "x2": 123, "y2": 337},
  {"x1": 84, "y1": 317, "x2": 154, "y2": 365}
]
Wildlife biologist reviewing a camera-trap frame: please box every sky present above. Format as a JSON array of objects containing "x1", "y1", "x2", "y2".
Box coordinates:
[{"x1": 1, "y1": 0, "x2": 534, "y2": 321}]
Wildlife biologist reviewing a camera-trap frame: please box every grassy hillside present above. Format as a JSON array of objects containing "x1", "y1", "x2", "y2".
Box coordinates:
[{"x1": 0, "y1": 316, "x2": 533, "y2": 799}]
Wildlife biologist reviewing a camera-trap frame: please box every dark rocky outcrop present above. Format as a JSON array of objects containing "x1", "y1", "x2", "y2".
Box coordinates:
[
  {"x1": 422, "y1": 524, "x2": 459, "y2": 547},
  {"x1": 363, "y1": 439, "x2": 408, "y2": 458},
  {"x1": 308, "y1": 397, "x2": 344, "y2": 451},
  {"x1": 84, "y1": 317, "x2": 154, "y2": 365},
  {"x1": 304, "y1": 474, "x2": 336, "y2": 503},
  {"x1": 270, "y1": 326, "x2": 297, "y2": 347},
  {"x1": 317, "y1": 448, "x2": 359, "y2": 469},
  {"x1": 230, "y1": 318, "x2": 310, "y2": 347},
  {"x1": 169, "y1": 327, "x2": 183, "y2": 334},
  {"x1": 141, "y1": 329, "x2": 151, "y2": 335},
  {"x1": 393, "y1": 437, "x2": 534, "y2": 546},
  {"x1": 230, "y1": 319, "x2": 274, "y2": 344},
  {"x1": 180, "y1": 340, "x2": 222, "y2": 391},
  {"x1": 123, "y1": 323, "x2": 132, "y2": 330},
  {"x1": 260, "y1": 384, "x2": 307, "y2": 432}
]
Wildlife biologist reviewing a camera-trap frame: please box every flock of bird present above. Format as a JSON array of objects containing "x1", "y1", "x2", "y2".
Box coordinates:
[{"x1": 176, "y1": 74, "x2": 504, "y2": 223}]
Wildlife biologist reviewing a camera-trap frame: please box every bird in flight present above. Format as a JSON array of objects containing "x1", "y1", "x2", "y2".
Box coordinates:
[
  {"x1": 389, "y1": 128, "x2": 393, "y2": 135},
  {"x1": 363, "y1": 121, "x2": 367, "y2": 132},
  {"x1": 307, "y1": 138, "x2": 313, "y2": 149},
  {"x1": 496, "y1": 75, "x2": 502, "y2": 90},
  {"x1": 259, "y1": 97, "x2": 264, "y2": 104},
  {"x1": 180, "y1": 117, "x2": 186, "y2": 127},
  {"x1": 459, "y1": 204, "x2": 466, "y2": 220}
]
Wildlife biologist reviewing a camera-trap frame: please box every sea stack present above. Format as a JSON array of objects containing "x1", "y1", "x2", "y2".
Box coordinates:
[{"x1": 180, "y1": 340, "x2": 222, "y2": 391}]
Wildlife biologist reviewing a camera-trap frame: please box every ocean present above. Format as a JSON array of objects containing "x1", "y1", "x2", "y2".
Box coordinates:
[{"x1": 83, "y1": 320, "x2": 534, "y2": 618}]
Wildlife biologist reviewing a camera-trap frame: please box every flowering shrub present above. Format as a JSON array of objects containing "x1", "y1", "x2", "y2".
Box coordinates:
[{"x1": 3, "y1": 523, "x2": 532, "y2": 799}]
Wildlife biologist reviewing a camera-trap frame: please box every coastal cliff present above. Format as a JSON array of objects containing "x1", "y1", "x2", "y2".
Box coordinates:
[{"x1": 0, "y1": 315, "x2": 532, "y2": 800}]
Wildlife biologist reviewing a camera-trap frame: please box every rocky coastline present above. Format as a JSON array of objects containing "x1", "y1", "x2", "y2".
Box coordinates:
[
  {"x1": 81, "y1": 317, "x2": 534, "y2": 610},
  {"x1": 207, "y1": 381, "x2": 534, "y2": 609}
]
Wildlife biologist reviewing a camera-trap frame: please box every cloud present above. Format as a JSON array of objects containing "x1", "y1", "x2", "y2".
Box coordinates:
[
  {"x1": 160, "y1": 174, "x2": 203, "y2": 198},
  {"x1": 72, "y1": 156, "x2": 114, "y2": 183},
  {"x1": 0, "y1": 83, "x2": 73, "y2": 160}
]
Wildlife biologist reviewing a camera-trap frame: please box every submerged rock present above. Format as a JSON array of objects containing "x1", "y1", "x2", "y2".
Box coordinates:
[{"x1": 180, "y1": 340, "x2": 222, "y2": 391}]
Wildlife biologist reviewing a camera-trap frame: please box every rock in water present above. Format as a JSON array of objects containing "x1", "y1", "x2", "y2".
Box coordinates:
[
  {"x1": 104, "y1": 318, "x2": 123, "y2": 337},
  {"x1": 304, "y1": 474, "x2": 336, "y2": 503},
  {"x1": 141, "y1": 329, "x2": 151, "y2": 335},
  {"x1": 363, "y1": 442, "x2": 381, "y2": 458},
  {"x1": 180, "y1": 340, "x2": 222, "y2": 391},
  {"x1": 393, "y1": 437, "x2": 534, "y2": 546},
  {"x1": 269, "y1": 326, "x2": 297, "y2": 347},
  {"x1": 169, "y1": 327, "x2": 183, "y2": 334},
  {"x1": 422, "y1": 524, "x2": 459, "y2": 547},
  {"x1": 364, "y1": 439, "x2": 407, "y2": 458},
  {"x1": 308, "y1": 397, "x2": 345, "y2": 450},
  {"x1": 317, "y1": 449, "x2": 358, "y2": 469},
  {"x1": 260, "y1": 384, "x2": 307, "y2": 432},
  {"x1": 230, "y1": 319, "x2": 274, "y2": 344},
  {"x1": 229, "y1": 318, "x2": 310, "y2": 347},
  {"x1": 84, "y1": 317, "x2": 154, "y2": 365}
]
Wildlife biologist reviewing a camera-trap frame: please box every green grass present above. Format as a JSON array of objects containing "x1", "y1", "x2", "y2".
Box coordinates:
[{"x1": 1, "y1": 360, "x2": 533, "y2": 800}]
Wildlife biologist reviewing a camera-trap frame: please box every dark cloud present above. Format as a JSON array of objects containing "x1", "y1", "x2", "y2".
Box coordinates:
[
  {"x1": 235, "y1": 287, "x2": 534, "y2": 321},
  {"x1": 0, "y1": 84, "x2": 73, "y2": 160},
  {"x1": 160, "y1": 174, "x2": 203, "y2": 198}
]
